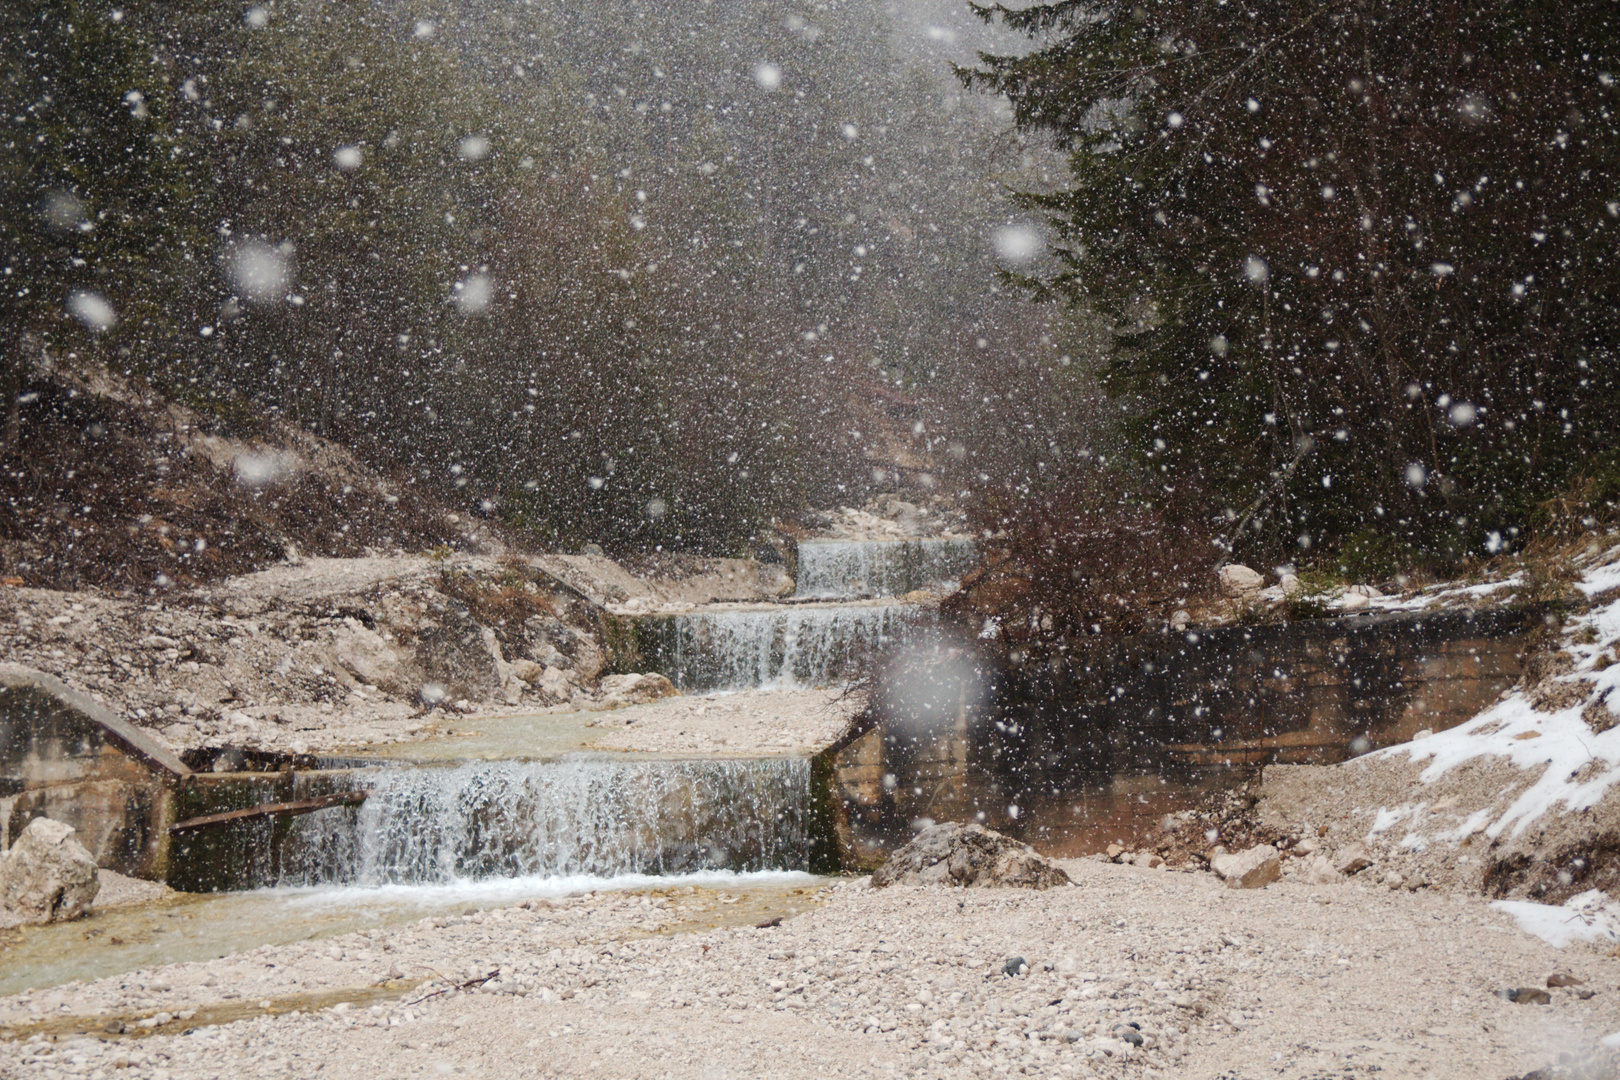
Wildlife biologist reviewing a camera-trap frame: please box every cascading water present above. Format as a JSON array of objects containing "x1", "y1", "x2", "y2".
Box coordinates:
[
  {"x1": 243, "y1": 757, "x2": 810, "y2": 889},
  {"x1": 793, "y1": 537, "x2": 977, "y2": 600},
  {"x1": 629, "y1": 537, "x2": 972, "y2": 693},
  {"x1": 646, "y1": 602, "x2": 926, "y2": 692},
  {"x1": 190, "y1": 534, "x2": 979, "y2": 892}
]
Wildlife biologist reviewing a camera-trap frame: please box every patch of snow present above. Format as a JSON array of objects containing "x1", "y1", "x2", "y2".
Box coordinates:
[
  {"x1": 1582, "y1": 558, "x2": 1620, "y2": 597},
  {"x1": 1369, "y1": 806, "x2": 1409, "y2": 834},
  {"x1": 1437, "y1": 806, "x2": 1495, "y2": 842},
  {"x1": 1492, "y1": 889, "x2": 1620, "y2": 948},
  {"x1": 1383, "y1": 692, "x2": 1620, "y2": 839},
  {"x1": 1374, "y1": 584, "x2": 1620, "y2": 839}
]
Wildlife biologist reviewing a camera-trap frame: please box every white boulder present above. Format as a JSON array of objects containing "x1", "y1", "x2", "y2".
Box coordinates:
[
  {"x1": 1218, "y1": 564, "x2": 1265, "y2": 598},
  {"x1": 0, "y1": 818, "x2": 101, "y2": 924},
  {"x1": 1209, "y1": 843, "x2": 1281, "y2": 889}
]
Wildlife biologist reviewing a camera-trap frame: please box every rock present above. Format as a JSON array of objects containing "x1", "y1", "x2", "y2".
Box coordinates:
[
  {"x1": 1501, "y1": 987, "x2": 1553, "y2": 1005},
  {"x1": 1002, "y1": 956, "x2": 1028, "y2": 977},
  {"x1": 1209, "y1": 844, "x2": 1281, "y2": 889},
  {"x1": 330, "y1": 620, "x2": 406, "y2": 692},
  {"x1": 870, "y1": 822, "x2": 1071, "y2": 890},
  {"x1": 1383, "y1": 871, "x2": 1405, "y2": 890},
  {"x1": 1218, "y1": 564, "x2": 1265, "y2": 598},
  {"x1": 1170, "y1": 609, "x2": 1190, "y2": 631},
  {"x1": 537, "y1": 666, "x2": 574, "y2": 702},
  {"x1": 522, "y1": 618, "x2": 605, "y2": 683},
  {"x1": 1304, "y1": 855, "x2": 1343, "y2": 885},
  {"x1": 1340, "y1": 592, "x2": 1371, "y2": 612},
  {"x1": 1279, "y1": 572, "x2": 1302, "y2": 595},
  {"x1": 598, "y1": 673, "x2": 679, "y2": 706},
  {"x1": 1293, "y1": 836, "x2": 1319, "y2": 856},
  {"x1": 1333, "y1": 842, "x2": 1374, "y2": 876},
  {"x1": 1548, "y1": 972, "x2": 1585, "y2": 988},
  {"x1": 1347, "y1": 584, "x2": 1384, "y2": 599},
  {"x1": 415, "y1": 609, "x2": 503, "y2": 700},
  {"x1": 509, "y1": 658, "x2": 546, "y2": 684},
  {"x1": 1105, "y1": 843, "x2": 1125, "y2": 861},
  {"x1": 1114, "y1": 1024, "x2": 1145, "y2": 1047},
  {"x1": 0, "y1": 817, "x2": 101, "y2": 924},
  {"x1": 1412, "y1": 728, "x2": 1434, "y2": 740}
]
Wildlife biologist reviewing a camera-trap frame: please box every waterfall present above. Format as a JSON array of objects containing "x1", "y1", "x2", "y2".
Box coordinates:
[
  {"x1": 263, "y1": 756, "x2": 810, "y2": 888},
  {"x1": 794, "y1": 537, "x2": 978, "y2": 600},
  {"x1": 649, "y1": 602, "x2": 927, "y2": 692}
]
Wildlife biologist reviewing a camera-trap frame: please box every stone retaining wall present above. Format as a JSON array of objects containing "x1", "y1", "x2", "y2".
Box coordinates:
[{"x1": 825, "y1": 608, "x2": 1534, "y2": 865}]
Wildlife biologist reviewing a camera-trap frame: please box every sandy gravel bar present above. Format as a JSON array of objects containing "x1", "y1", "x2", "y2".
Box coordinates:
[{"x1": 4, "y1": 859, "x2": 1617, "y2": 1079}]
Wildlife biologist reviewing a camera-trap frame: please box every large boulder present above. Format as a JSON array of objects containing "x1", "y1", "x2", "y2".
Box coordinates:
[
  {"x1": 1210, "y1": 843, "x2": 1282, "y2": 889},
  {"x1": 414, "y1": 608, "x2": 503, "y2": 700},
  {"x1": 1333, "y1": 841, "x2": 1374, "y2": 876},
  {"x1": 872, "y1": 822, "x2": 1070, "y2": 890},
  {"x1": 1218, "y1": 564, "x2": 1265, "y2": 599},
  {"x1": 0, "y1": 818, "x2": 101, "y2": 924},
  {"x1": 330, "y1": 619, "x2": 407, "y2": 691}
]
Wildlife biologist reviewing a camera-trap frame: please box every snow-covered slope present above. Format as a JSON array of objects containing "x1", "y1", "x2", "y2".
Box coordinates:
[{"x1": 1260, "y1": 538, "x2": 1620, "y2": 904}]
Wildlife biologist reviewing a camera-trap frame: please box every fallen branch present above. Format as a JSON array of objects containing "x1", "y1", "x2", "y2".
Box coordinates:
[
  {"x1": 404, "y1": 970, "x2": 499, "y2": 1007},
  {"x1": 169, "y1": 790, "x2": 369, "y2": 834}
]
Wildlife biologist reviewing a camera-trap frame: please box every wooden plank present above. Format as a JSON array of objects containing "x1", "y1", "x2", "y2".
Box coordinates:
[{"x1": 169, "y1": 790, "x2": 368, "y2": 834}]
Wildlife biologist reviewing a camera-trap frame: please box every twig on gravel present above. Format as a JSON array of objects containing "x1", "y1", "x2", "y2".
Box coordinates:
[{"x1": 405, "y1": 969, "x2": 499, "y2": 1007}]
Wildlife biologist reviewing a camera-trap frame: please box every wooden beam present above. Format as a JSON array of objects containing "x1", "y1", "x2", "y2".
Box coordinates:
[{"x1": 169, "y1": 790, "x2": 368, "y2": 834}]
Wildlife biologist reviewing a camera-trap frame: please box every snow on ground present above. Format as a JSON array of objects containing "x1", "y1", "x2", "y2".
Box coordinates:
[
  {"x1": 1492, "y1": 889, "x2": 1620, "y2": 948},
  {"x1": 1373, "y1": 583, "x2": 1620, "y2": 844},
  {"x1": 1259, "y1": 534, "x2": 1620, "y2": 903}
]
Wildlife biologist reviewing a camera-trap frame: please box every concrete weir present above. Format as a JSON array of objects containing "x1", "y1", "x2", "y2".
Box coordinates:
[
  {"x1": 0, "y1": 663, "x2": 850, "y2": 892},
  {"x1": 0, "y1": 664, "x2": 189, "y2": 880},
  {"x1": 168, "y1": 756, "x2": 823, "y2": 893},
  {"x1": 793, "y1": 537, "x2": 977, "y2": 600},
  {"x1": 622, "y1": 601, "x2": 927, "y2": 692}
]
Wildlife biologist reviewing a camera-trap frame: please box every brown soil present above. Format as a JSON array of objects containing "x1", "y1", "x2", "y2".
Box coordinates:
[{"x1": 1144, "y1": 782, "x2": 1293, "y2": 869}]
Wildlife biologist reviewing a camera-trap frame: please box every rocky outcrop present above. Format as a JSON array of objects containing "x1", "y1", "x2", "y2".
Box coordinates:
[
  {"x1": 871, "y1": 823, "x2": 1070, "y2": 889},
  {"x1": 0, "y1": 817, "x2": 100, "y2": 924},
  {"x1": 414, "y1": 609, "x2": 504, "y2": 701}
]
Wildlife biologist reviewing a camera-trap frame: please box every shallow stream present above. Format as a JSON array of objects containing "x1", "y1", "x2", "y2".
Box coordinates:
[{"x1": 0, "y1": 872, "x2": 822, "y2": 1019}]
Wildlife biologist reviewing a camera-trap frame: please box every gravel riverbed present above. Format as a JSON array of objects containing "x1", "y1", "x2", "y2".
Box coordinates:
[{"x1": 3, "y1": 859, "x2": 1615, "y2": 1080}]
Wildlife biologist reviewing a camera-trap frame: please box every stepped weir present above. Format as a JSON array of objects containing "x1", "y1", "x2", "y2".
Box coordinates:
[{"x1": 160, "y1": 534, "x2": 973, "y2": 891}]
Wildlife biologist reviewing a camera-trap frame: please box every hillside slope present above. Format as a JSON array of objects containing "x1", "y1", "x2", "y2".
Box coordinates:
[{"x1": 1, "y1": 366, "x2": 478, "y2": 591}]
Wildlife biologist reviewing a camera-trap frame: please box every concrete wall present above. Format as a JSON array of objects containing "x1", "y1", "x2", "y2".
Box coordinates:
[
  {"x1": 825, "y1": 608, "x2": 1532, "y2": 865},
  {"x1": 0, "y1": 665, "x2": 190, "y2": 879}
]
